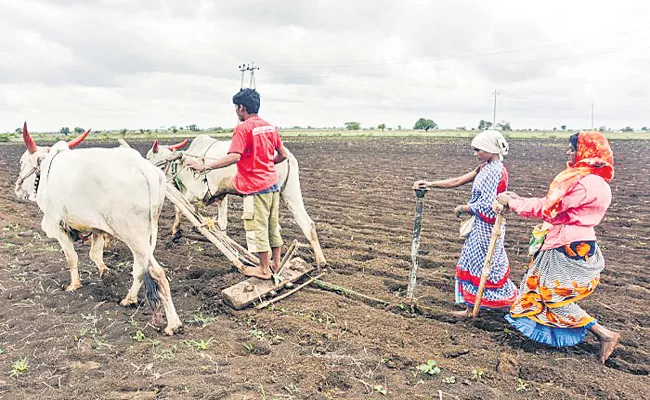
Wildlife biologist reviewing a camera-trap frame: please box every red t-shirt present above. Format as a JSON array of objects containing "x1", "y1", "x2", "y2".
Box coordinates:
[{"x1": 228, "y1": 115, "x2": 283, "y2": 195}]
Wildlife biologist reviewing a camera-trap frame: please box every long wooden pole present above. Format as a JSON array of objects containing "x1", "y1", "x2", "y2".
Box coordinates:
[
  {"x1": 471, "y1": 213, "x2": 504, "y2": 317},
  {"x1": 407, "y1": 189, "x2": 427, "y2": 298}
]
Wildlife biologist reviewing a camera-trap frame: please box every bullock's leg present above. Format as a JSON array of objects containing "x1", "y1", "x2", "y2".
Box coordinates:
[
  {"x1": 171, "y1": 206, "x2": 183, "y2": 242},
  {"x1": 55, "y1": 231, "x2": 82, "y2": 291},
  {"x1": 281, "y1": 193, "x2": 327, "y2": 266},
  {"x1": 89, "y1": 232, "x2": 109, "y2": 277},
  {"x1": 148, "y1": 257, "x2": 182, "y2": 335},
  {"x1": 120, "y1": 252, "x2": 145, "y2": 307}
]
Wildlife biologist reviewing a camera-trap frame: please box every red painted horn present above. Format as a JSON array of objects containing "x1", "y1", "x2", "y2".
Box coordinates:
[
  {"x1": 152, "y1": 139, "x2": 159, "y2": 153},
  {"x1": 22, "y1": 122, "x2": 38, "y2": 154},
  {"x1": 168, "y1": 139, "x2": 188, "y2": 151},
  {"x1": 68, "y1": 129, "x2": 90, "y2": 148}
]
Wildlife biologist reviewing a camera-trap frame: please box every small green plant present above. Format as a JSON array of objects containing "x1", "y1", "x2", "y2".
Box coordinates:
[
  {"x1": 373, "y1": 384, "x2": 387, "y2": 395},
  {"x1": 132, "y1": 330, "x2": 146, "y2": 342},
  {"x1": 187, "y1": 312, "x2": 217, "y2": 328},
  {"x1": 471, "y1": 368, "x2": 486, "y2": 381},
  {"x1": 0, "y1": 347, "x2": 5, "y2": 355},
  {"x1": 184, "y1": 338, "x2": 214, "y2": 351},
  {"x1": 516, "y1": 378, "x2": 530, "y2": 392},
  {"x1": 154, "y1": 344, "x2": 178, "y2": 361},
  {"x1": 444, "y1": 376, "x2": 456, "y2": 384},
  {"x1": 242, "y1": 343, "x2": 254, "y2": 353},
  {"x1": 416, "y1": 360, "x2": 441, "y2": 376},
  {"x1": 10, "y1": 357, "x2": 29, "y2": 378},
  {"x1": 249, "y1": 329, "x2": 266, "y2": 340}
]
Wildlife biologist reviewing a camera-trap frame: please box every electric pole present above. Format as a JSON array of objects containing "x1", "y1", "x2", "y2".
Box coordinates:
[
  {"x1": 492, "y1": 89, "x2": 499, "y2": 127},
  {"x1": 238, "y1": 63, "x2": 260, "y2": 89},
  {"x1": 590, "y1": 102, "x2": 594, "y2": 130}
]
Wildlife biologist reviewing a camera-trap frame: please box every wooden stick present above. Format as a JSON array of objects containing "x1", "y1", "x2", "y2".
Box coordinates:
[
  {"x1": 407, "y1": 189, "x2": 427, "y2": 298},
  {"x1": 471, "y1": 213, "x2": 504, "y2": 317},
  {"x1": 311, "y1": 279, "x2": 390, "y2": 306},
  {"x1": 256, "y1": 273, "x2": 324, "y2": 309},
  {"x1": 273, "y1": 240, "x2": 299, "y2": 285}
]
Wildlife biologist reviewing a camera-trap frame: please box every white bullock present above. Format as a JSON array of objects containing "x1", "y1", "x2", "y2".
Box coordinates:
[
  {"x1": 146, "y1": 134, "x2": 326, "y2": 265},
  {"x1": 15, "y1": 123, "x2": 181, "y2": 335}
]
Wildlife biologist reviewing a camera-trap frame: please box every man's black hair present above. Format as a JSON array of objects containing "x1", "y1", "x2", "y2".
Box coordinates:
[
  {"x1": 233, "y1": 88, "x2": 260, "y2": 114},
  {"x1": 569, "y1": 132, "x2": 579, "y2": 151}
]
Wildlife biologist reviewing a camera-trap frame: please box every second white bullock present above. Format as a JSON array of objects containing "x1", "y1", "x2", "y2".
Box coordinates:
[{"x1": 146, "y1": 134, "x2": 326, "y2": 265}]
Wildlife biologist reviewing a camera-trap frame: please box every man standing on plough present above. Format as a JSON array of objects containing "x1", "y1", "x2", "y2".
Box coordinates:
[{"x1": 186, "y1": 89, "x2": 287, "y2": 279}]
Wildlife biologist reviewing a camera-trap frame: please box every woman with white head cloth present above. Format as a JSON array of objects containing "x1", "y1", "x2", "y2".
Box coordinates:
[{"x1": 414, "y1": 130, "x2": 518, "y2": 317}]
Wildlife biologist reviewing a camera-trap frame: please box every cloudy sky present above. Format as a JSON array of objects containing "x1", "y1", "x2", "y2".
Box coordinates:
[{"x1": 2, "y1": 0, "x2": 649, "y2": 132}]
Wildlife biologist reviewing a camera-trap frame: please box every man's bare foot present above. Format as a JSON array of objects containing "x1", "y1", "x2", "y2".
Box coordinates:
[
  {"x1": 451, "y1": 308, "x2": 470, "y2": 318},
  {"x1": 598, "y1": 332, "x2": 621, "y2": 364},
  {"x1": 241, "y1": 266, "x2": 273, "y2": 280},
  {"x1": 271, "y1": 264, "x2": 281, "y2": 274}
]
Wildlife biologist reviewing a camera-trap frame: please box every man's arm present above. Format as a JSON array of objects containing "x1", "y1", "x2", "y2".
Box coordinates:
[
  {"x1": 185, "y1": 153, "x2": 241, "y2": 172},
  {"x1": 274, "y1": 145, "x2": 287, "y2": 164}
]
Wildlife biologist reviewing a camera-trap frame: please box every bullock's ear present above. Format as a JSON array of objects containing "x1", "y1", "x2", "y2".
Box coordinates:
[{"x1": 152, "y1": 139, "x2": 159, "y2": 153}]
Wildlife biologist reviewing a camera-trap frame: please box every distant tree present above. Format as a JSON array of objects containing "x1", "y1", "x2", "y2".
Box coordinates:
[
  {"x1": 598, "y1": 126, "x2": 607, "y2": 132},
  {"x1": 139, "y1": 129, "x2": 145, "y2": 134},
  {"x1": 561, "y1": 125, "x2": 567, "y2": 130},
  {"x1": 15, "y1": 127, "x2": 21, "y2": 134},
  {"x1": 344, "y1": 122, "x2": 361, "y2": 130},
  {"x1": 397, "y1": 125, "x2": 402, "y2": 130},
  {"x1": 478, "y1": 120, "x2": 492, "y2": 130},
  {"x1": 414, "y1": 118, "x2": 437, "y2": 132},
  {"x1": 169, "y1": 126, "x2": 178, "y2": 134},
  {"x1": 456, "y1": 126, "x2": 466, "y2": 131},
  {"x1": 378, "y1": 123, "x2": 386, "y2": 131},
  {"x1": 187, "y1": 124, "x2": 199, "y2": 132},
  {"x1": 622, "y1": 126, "x2": 634, "y2": 132},
  {"x1": 497, "y1": 121, "x2": 511, "y2": 131},
  {"x1": 553, "y1": 127, "x2": 557, "y2": 131},
  {"x1": 120, "y1": 128, "x2": 128, "y2": 138},
  {"x1": 59, "y1": 127, "x2": 70, "y2": 135},
  {"x1": 73, "y1": 127, "x2": 84, "y2": 134},
  {"x1": 642, "y1": 127, "x2": 648, "y2": 131}
]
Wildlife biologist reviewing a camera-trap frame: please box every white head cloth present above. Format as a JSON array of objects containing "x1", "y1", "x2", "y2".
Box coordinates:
[{"x1": 471, "y1": 130, "x2": 509, "y2": 160}]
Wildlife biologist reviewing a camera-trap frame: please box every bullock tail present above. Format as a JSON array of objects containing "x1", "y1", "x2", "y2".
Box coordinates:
[{"x1": 142, "y1": 170, "x2": 164, "y2": 311}]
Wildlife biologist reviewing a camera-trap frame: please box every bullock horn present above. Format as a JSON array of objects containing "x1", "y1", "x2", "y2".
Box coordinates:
[
  {"x1": 168, "y1": 139, "x2": 188, "y2": 151},
  {"x1": 152, "y1": 139, "x2": 159, "y2": 153},
  {"x1": 22, "y1": 122, "x2": 38, "y2": 154},
  {"x1": 68, "y1": 129, "x2": 91, "y2": 148}
]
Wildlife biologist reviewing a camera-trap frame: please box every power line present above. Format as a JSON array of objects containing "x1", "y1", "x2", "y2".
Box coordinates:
[{"x1": 264, "y1": 28, "x2": 649, "y2": 69}]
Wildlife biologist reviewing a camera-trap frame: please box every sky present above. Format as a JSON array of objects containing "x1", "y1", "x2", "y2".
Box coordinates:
[{"x1": 1, "y1": 0, "x2": 649, "y2": 133}]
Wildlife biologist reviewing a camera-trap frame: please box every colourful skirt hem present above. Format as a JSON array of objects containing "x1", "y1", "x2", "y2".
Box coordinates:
[{"x1": 505, "y1": 315, "x2": 596, "y2": 347}]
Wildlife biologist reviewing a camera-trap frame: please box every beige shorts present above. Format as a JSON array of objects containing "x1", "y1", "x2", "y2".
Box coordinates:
[{"x1": 242, "y1": 191, "x2": 283, "y2": 254}]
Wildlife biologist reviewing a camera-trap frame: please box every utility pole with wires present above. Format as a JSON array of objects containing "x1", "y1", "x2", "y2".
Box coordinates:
[
  {"x1": 238, "y1": 63, "x2": 260, "y2": 90},
  {"x1": 590, "y1": 102, "x2": 595, "y2": 130},
  {"x1": 492, "y1": 89, "x2": 499, "y2": 128}
]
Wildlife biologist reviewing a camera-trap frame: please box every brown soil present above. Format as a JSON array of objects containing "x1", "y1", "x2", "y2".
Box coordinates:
[{"x1": 0, "y1": 137, "x2": 648, "y2": 399}]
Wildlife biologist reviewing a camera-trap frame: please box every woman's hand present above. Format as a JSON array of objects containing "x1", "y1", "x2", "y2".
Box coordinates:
[
  {"x1": 492, "y1": 199, "x2": 506, "y2": 214},
  {"x1": 454, "y1": 205, "x2": 469, "y2": 218},
  {"x1": 496, "y1": 192, "x2": 513, "y2": 206},
  {"x1": 413, "y1": 180, "x2": 430, "y2": 190}
]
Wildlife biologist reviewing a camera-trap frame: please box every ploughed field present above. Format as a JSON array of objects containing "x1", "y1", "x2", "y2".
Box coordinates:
[{"x1": 0, "y1": 137, "x2": 648, "y2": 399}]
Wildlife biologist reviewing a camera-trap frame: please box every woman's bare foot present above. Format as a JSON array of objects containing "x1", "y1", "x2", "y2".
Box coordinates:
[
  {"x1": 589, "y1": 323, "x2": 621, "y2": 363},
  {"x1": 241, "y1": 266, "x2": 273, "y2": 280},
  {"x1": 598, "y1": 332, "x2": 621, "y2": 364}
]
